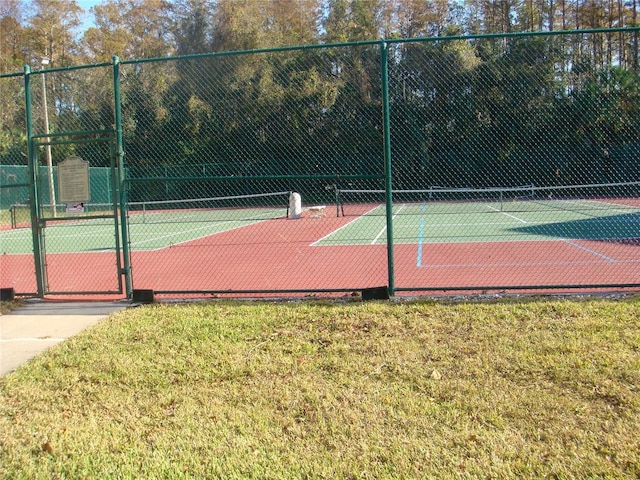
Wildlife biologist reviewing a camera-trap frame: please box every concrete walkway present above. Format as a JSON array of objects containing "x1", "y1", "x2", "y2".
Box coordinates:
[{"x1": 0, "y1": 300, "x2": 129, "y2": 376}]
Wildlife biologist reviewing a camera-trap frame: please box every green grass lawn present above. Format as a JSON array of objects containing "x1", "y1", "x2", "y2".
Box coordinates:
[
  {"x1": 0, "y1": 298, "x2": 23, "y2": 315},
  {"x1": 1, "y1": 298, "x2": 639, "y2": 479}
]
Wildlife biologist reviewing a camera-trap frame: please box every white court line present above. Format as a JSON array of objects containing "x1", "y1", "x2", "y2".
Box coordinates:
[
  {"x1": 311, "y1": 205, "x2": 381, "y2": 246},
  {"x1": 561, "y1": 239, "x2": 617, "y2": 262},
  {"x1": 485, "y1": 204, "x2": 529, "y2": 223},
  {"x1": 420, "y1": 259, "x2": 640, "y2": 268},
  {"x1": 0, "y1": 229, "x2": 31, "y2": 238},
  {"x1": 3, "y1": 217, "x2": 280, "y2": 254},
  {"x1": 488, "y1": 201, "x2": 621, "y2": 262},
  {"x1": 372, "y1": 205, "x2": 405, "y2": 245},
  {"x1": 48, "y1": 231, "x2": 114, "y2": 239},
  {"x1": 128, "y1": 223, "x2": 225, "y2": 247},
  {"x1": 565, "y1": 199, "x2": 640, "y2": 214},
  {"x1": 0, "y1": 225, "x2": 114, "y2": 239},
  {"x1": 420, "y1": 221, "x2": 524, "y2": 228},
  {"x1": 109, "y1": 218, "x2": 272, "y2": 252}
]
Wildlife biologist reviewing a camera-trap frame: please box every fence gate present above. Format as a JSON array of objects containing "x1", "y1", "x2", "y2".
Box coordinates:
[
  {"x1": 13, "y1": 62, "x2": 128, "y2": 297},
  {"x1": 27, "y1": 132, "x2": 124, "y2": 296}
]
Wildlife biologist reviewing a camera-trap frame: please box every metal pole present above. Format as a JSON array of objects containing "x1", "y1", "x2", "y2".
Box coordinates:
[
  {"x1": 24, "y1": 65, "x2": 48, "y2": 296},
  {"x1": 41, "y1": 59, "x2": 56, "y2": 217},
  {"x1": 381, "y1": 41, "x2": 395, "y2": 296},
  {"x1": 113, "y1": 56, "x2": 133, "y2": 298}
]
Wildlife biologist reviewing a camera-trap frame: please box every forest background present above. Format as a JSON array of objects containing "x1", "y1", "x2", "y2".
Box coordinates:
[
  {"x1": 2, "y1": 0, "x2": 640, "y2": 194},
  {"x1": 2, "y1": 0, "x2": 639, "y2": 68}
]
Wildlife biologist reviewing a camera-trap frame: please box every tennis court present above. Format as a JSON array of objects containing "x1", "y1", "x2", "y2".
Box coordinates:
[
  {"x1": 7, "y1": 189, "x2": 638, "y2": 253},
  {"x1": 325, "y1": 188, "x2": 640, "y2": 247},
  {"x1": 1, "y1": 192, "x2": 292, "y2": 254},
  {"x1": 3, "y1": 184, "x2": 640, "y2": 296},
  {"x1": 328, "y1": 185, "x2": 640, "y2": 291}
]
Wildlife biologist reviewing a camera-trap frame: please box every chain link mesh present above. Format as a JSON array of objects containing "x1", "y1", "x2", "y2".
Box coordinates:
[
  {"x1": 0, "y1": 74, "x2": 36, "y2": 294},
  {"x1": 36, "y1": 65, "x2": 121, "y2": 294},
  {"x1": 386, "y1": 32, "x2": 640, "y2": 291},
  {"x1": 1, "y1": 66, "x2": 122, "y2": 294},
  {"x1": 2, "y1": 30, "x2": 640, "y2": 296},
  {"x1": 121, "y1": 44, "x2": 388, "y2": 294}
]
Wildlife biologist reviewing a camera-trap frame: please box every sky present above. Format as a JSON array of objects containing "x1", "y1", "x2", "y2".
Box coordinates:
[
  {"x1": 75, "y1": 0, "x2": 102, "y2": 11},
  {"x1": 75, "y1": 0, "x2": 101, "y2": 30}
]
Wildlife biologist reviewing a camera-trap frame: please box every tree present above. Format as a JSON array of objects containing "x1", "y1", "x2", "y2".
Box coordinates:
[
  {"x1": 82, "y1": 0, "x2": 173, "y2": 62},
  {"x1": 82, "y1": 2, "x2": 132, "y2": 62},
  {"x1": 26, "y1": 0, "x2": 82, "y2": 65},
  {"x1": 0, "y1": 0, "x2": 27, "y2": 73},
  {"x1": 269, "y1": 0, "x2": 321, "y2": 45},
  {"x1": 323, "y1": 0, "x2": 384, "y2": 42},
  {"x1": 170, "y1": 0, "x2": 215, "y2": 55},
  {"x1": 210, "y1": 0, "x2": 266, "y2": 51}
]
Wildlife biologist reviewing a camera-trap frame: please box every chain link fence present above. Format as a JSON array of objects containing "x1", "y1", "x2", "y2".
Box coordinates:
[
  {"x1": 121, "y1": 43, "x2": 388, "y2": 294},
  {"x1": 1, "y1": 64, "x2": 122, "y2": 295},
  {"x1": 0, "y1": 72, "x2": 36, "y2": 294},
  {"x1": 387, "y1": 32, "x2": 640, "y2": 292},
  {"x1": 2, "y1": 29, "x2": 640, "y2": 297}
]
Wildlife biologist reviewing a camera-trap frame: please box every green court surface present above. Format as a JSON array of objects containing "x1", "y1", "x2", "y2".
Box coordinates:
[
  {"x1": 314, "y1": 199, "x2": 640, "y2": 246},
  {"x1": 0, "y1": 207, "x2": 287, "y2": 255},
  {"x1": 2, "y1": 199, "x2": 639, "y2": 255}
]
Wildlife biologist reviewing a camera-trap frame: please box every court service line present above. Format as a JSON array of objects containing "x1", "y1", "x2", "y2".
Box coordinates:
[
  {"x1": 485, "y1": 205, "x2": 529, "y2": 223},
  {"x1": 573, "y1": 199, "x2": 640, "y2": 213},
  {"x1": 372, "y1": 205, "x2": 405, "y2": 245},
  {"x1": 0, "y1": 225, "x2": 115, "y2": 240},
  {"x1": 417, "y1": 205, "x2": 526, "y2": 267},
  {"x1": 561, "y1": 239, "x2": 617, "y2": 262},
  {"x1": 421, "y1": 220, "x2": 524, "y2": 228},
  {"x1": 311, "y1": 205, "x2": 381, "y2": 246},
  {"x1": 47, "y1": 230, "x2": 115, "y2": 240},
  {"x1": 137, "y1": 223, "x2": 235, "y2": 245},
  {"x1": 99, "y1": 219, "x2": 266, "y2": 252},
  {"x1": 420, "y1": 259, "x2": 635, "y2": 268}
]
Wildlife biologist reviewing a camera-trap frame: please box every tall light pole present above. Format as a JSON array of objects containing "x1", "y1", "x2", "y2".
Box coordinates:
[{"x1": 41, "y1": 57, "x2": 56, "y2": 217}]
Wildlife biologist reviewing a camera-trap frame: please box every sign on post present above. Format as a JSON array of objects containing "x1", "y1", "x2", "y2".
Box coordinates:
[{"x1": 57, "y1": 156, "x2": 90, "y2": 213}]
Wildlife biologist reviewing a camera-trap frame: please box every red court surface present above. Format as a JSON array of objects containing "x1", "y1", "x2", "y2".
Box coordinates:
[
  {"x1": 3, "y1": 211, "x2": 639, "y2": 299},
  {"x1": 394, "y1": 239, "x2": 640, "y2": 291}
]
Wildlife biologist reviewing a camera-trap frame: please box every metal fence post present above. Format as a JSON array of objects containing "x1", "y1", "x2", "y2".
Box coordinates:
[
  {"x1": 24, "y1": 65, "x2": 47, "y2": 296},
  {"x1": 381, "y1": 41, "x2": 395, "y2": 296},
  {"x1": 113, "y1": 56, "x2": 133, "y2": 298}
]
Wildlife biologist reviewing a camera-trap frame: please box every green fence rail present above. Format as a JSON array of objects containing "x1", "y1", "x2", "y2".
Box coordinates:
[{"x1": 2, "y1": 28, "x2": 640, "y2": 297}]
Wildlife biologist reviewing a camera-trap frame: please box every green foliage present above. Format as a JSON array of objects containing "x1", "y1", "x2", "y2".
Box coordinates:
[{"x1": 2, "y1": 0, "x2": 640, "y2": 198}]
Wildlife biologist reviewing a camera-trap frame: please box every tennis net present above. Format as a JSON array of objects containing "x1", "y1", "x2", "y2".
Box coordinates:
[
  {"x1": 8, "y1": 191, "x2": 292, "y2": 228},
  {"x1": 8, "y1": 202, "x2": 118, "y2": 228},
  {"x1": 127, "y1": 191, "x2": 292, "y2": 224},
  {"x1": 337, "y1": 181, "x2": 640, "y2": 216}
]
